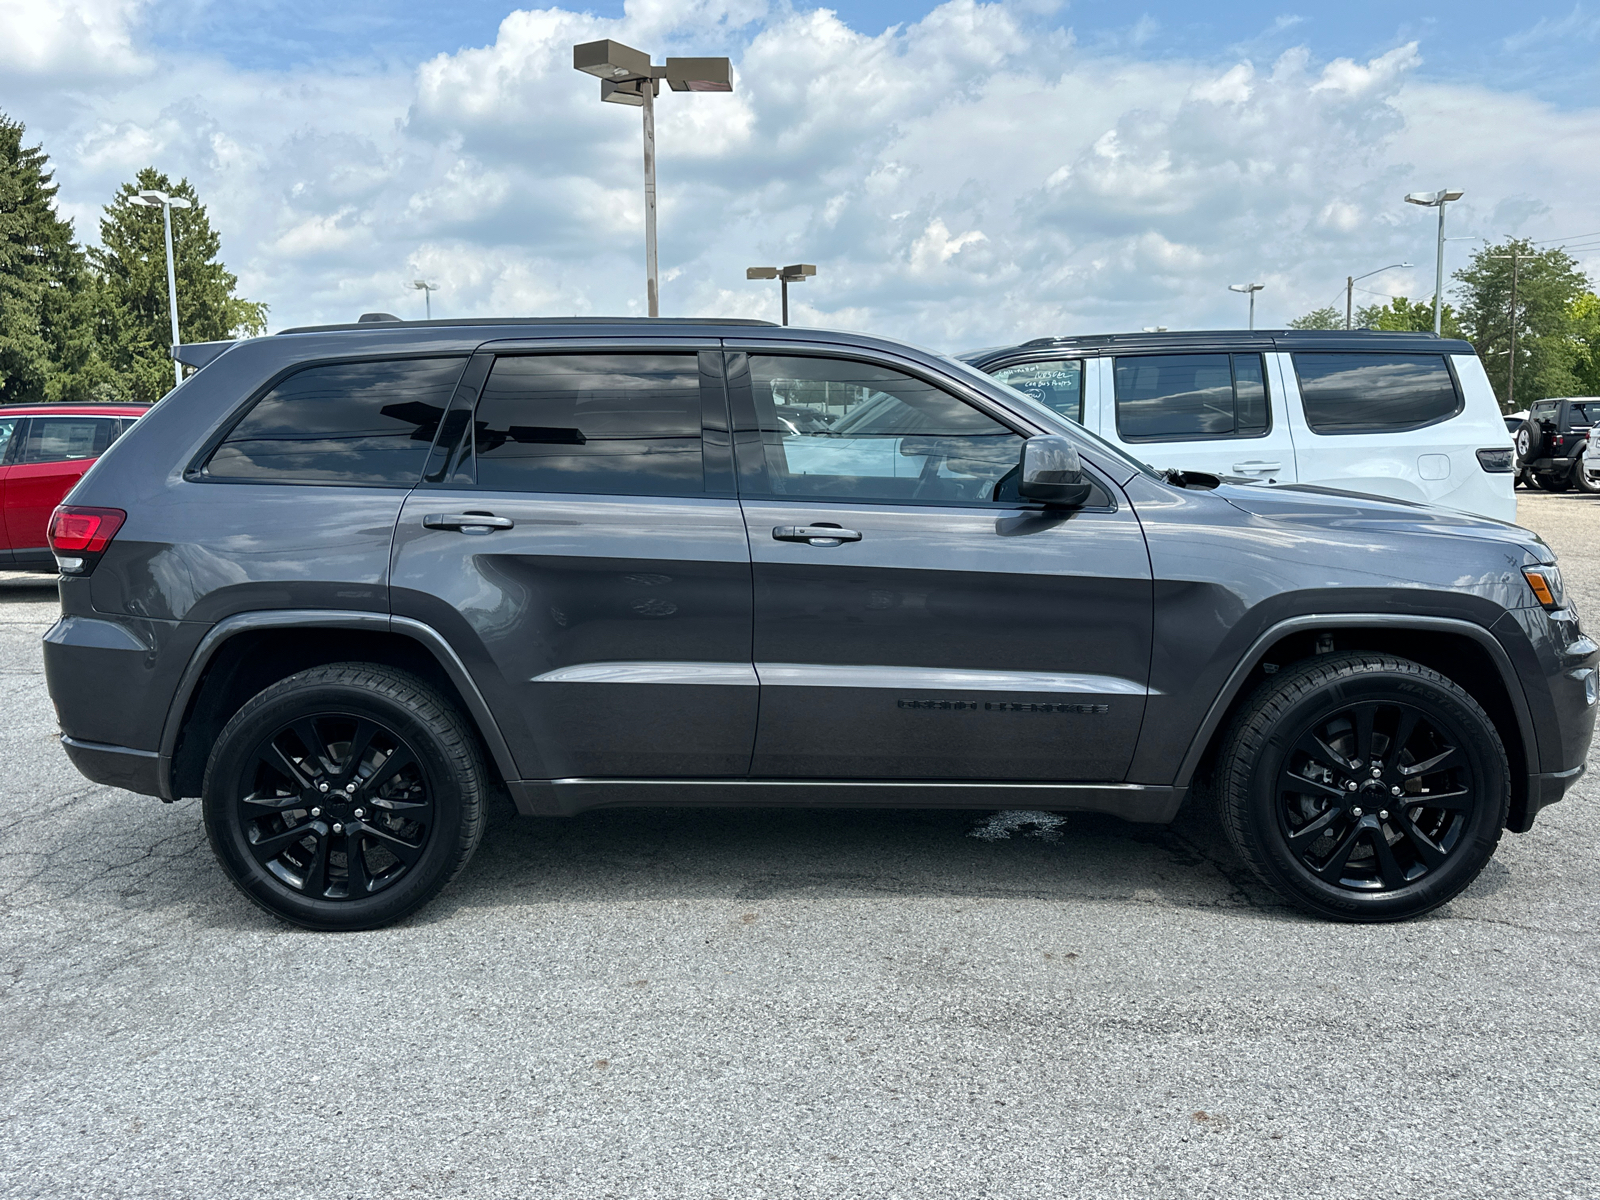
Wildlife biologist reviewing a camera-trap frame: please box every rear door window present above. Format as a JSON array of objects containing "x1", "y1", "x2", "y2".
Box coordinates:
[
  {"x1": 988, "y1": 359, "x2": 1084, "y2": 422},
  {"x1": 1113, "y1": 354, "x2": 1271, "y2": 441},
  {"x1": 19, "y1": 416, "x2": 118, "y2": 464},
  {"x1": 472, "y1": 354, "x2": 706, "y2": 496},
  {"x1": 202, "y1": 358, "x2": 465, "y2": 484},
  {"x1": 1293, "y1": 353, "x2": 1461, "y2": 434}
]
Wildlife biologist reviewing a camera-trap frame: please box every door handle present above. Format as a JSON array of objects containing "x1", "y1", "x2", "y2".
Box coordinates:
[
  {"x1": 772, "y1": 524, "x2": 863, "y2": 547},
  {"x1": 1230, "y1": 460, "x2": 1281, "y2": 475},
  {"x1": 423, "y1": 512, "x2": 515, "y2": 535}
]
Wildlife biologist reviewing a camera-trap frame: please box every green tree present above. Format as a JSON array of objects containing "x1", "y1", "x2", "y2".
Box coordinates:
[
  {"x1": 90, "y1": 169, "x2": 266, "y2": 403},
  {"x1": 1454, "y1": 238, "x2": 1588, "y2": 410},
  {"x1": 0, "y1": 111, "x2": 111, "y2": 404},
  {"x1": 1568, "y1": 291, "x2": 1600, "y2": 397},
  {"x1": 1288, "y1": 305, "x2": 1344, "y2": 330},
  {"x1": 1352, "y1": 295, "x2": 1463, "y2": 338}
]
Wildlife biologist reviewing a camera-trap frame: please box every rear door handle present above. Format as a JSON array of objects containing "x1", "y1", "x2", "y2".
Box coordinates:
[
  {"x1": 772, "y1": 524, "x2": 862, "y2": 547},
  {"x1": 1230, "y1": 460, "x2": 1281, "y2": 475},
  {"x1": 423, "y1": 512, "x2": 515, "y2": 535}
]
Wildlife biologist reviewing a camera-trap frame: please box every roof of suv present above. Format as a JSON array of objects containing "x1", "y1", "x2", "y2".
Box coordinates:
[
  {"x1": 275, "y1": 316, "x2": 782, "y2": 335},
  {"x1": 0, "y1": 404, "x2": 151, "y2": 416},
  {"x1": 961, "y1": 329, "x2": 1477, "y2": 360}
]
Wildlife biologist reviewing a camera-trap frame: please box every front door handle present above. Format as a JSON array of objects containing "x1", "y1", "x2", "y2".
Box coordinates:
[
  {"x1": 772, "y1": 524, "x2": 862, "y2": 547},
  {"x1": 423, "y1": 512, "x2": 515, "y2": 535},
  {"x1": 1230, "y1": 460, "x2": 1281, "y2": 475}
]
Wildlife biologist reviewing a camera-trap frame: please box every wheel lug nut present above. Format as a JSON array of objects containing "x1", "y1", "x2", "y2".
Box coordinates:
[
  {"x1": 345, "y1": 783, "x2": 356, "y2": 794},
  {"x1": 318, "y1": 782, "x2": 329, "y2": 793},
  {"x1": 310, "y1": 807, "x2": 321, "y2": 817},
  {"x1": 1390, "y1": 785, "x2": 1401, "y2": 796},
  {"x1": 1370, "y1": 767, "x2": 1382, "y2": 779},
  {"x1": 332, "y1": 822, "x2": 344, "y2": 833},
  {"x1": 353, "y1": 808, "x2": 365, "y2": 818},
  {"x1": 1379, "y1": 810, "x2": 1390, "y2": 820},
  {"x1": 1351, "y1": 807, "x2": 1364, "y2": 818},
  {"x1": 1346, "y1": 781, "x2": 1358, "y2": 791}
]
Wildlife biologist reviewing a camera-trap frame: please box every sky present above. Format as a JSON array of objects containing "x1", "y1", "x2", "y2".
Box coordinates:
[{"x1": 4, "y1": 0, "x2": 1600, "y2": 349}]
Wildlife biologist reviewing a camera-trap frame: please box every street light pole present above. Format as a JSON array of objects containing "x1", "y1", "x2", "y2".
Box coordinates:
[
  {"x1": 411, "y1": 279, "x2": 439, "y2": 319},
  {"x1": 129, "y1": 189, "x2": 194, "y2": 387},
  {"x1": 1344, "y1": 262, "x2": 1412, "y2": 329},
  {"x1": 1404, "y1": 188, "x2": 1464, "y2": 335},
  {"x1": 746, "y1": 264, "x2": 816, "y2": 325},
  {"x1": 574, "y1": 41, "x2": 732, "y2": 318},
  {"x1": 1229, "y1": 282, "x2": 1264, "y2": 329}
]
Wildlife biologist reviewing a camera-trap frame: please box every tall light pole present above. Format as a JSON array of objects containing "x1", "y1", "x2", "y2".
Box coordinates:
[
  {"x1": 574, "y1": 41, "x2": 732, "y2": 318},
  {"x1": 746, "y1": 264, "x2": 815, "y2": 325},
  {"x1": 1229, "y1": 282, "x2": 1265, "y2": 329},
  {"x1": 128, "y1": 189, "x2": 193, "y2": 387},
  {"x1": 411, "y1": 279, "x2": 439, "y2": 319},
  {"x1": 1345, "y1": 262, "x2": 1412, "y2": 329},
  {"x1": 1404, "y1": 188, "x2": 1464, "y2": 336}
]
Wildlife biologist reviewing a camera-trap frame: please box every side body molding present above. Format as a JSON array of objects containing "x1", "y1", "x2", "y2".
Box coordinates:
[
  {"x1": 1172, "y1": 613, "x2": 1539, "y2": 788},
  {"x1": 157, "y1": 609, "x2": 521, "y2": 799}
]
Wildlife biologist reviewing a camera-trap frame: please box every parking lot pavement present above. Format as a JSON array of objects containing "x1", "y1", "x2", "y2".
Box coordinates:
[{"x1": 2, "y1": 492, "x2": 1598, "y2": 1200}]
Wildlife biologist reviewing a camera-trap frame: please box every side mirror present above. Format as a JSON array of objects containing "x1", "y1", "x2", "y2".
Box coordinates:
[{"x1": 1017, "y1": 435, "x2": 1092, "y2": 507}]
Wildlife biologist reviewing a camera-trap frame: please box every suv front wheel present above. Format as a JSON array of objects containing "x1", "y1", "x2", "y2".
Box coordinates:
[
  {"x1": 203, "y1": 663, "x2": 487, "y2": 931},
  {"x1": 1217, "y1": 653, "x2": 1508, "y2": 921}
]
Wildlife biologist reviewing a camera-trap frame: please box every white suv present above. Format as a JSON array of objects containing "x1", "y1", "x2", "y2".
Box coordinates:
[{"x1": 960, "y1": 331, "x2": 1516, "y2": 522}]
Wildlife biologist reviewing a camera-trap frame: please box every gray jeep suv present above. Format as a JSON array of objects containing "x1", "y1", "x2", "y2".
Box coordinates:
[{"x1": 41, "y1": 317, "x2": 1597, "y2": 930}]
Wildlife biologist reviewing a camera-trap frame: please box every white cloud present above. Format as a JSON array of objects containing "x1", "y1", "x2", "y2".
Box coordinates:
[{"x1": 3, "y1": 0, "x2": 1599, "y2": 347}]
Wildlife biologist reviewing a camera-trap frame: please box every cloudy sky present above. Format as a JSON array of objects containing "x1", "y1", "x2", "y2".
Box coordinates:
[{"x1": 4, "y1": 0, "x2": 1599, "y2": 349}]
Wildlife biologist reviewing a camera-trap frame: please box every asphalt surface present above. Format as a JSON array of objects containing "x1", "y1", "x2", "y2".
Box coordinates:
[{"x1": 2, "y1": 491, "x2": 1598, "y2": 1199}]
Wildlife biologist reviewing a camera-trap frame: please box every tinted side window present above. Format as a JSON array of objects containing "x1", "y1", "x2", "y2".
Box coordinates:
[
  {"x1": 20, "y1": 417, "x2": 117, "y2": 464},
  {"x1": 473, "y1": 354, "x2": 703, "y2": 496},
  {"x1": 990, "y1": 359, "x2": 1084, "y2": 422},
  {"x1": 1293, "y1": 354, "x2": 1461, "y2": 434},
  {"x1": 1113, "y1": 354, "x2": 1271, "y2": 441},
  {"x1": 204, "y1": 358, "x2": 463, "y2": 484},
  {"x1": 0, "y1": 418, "x2": 17, "y2": 463},
  {"x1": 742, "y1": 355, "x2": 1022, "y2": 505}
]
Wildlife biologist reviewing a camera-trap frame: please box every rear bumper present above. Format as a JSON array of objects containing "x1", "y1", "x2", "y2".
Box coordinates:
[
  {"x1": 59, "y1": 735, "x2": 163, "y2": 798},
  {"x1": 1511, "y1": 764, "x2": 1586, "y2": 833}
]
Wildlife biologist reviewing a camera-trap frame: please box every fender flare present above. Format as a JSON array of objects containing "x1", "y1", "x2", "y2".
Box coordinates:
[
  {"x1": 1173, "y1": 613, "x2": 1538, "y2": 788},
  {"x1": 156, "y1": 609, "x2": 520, "y2": 799}
]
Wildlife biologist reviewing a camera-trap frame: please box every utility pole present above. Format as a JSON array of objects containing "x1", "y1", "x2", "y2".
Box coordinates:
[{"x1": 1489, "y1": 248, "x2": 1523, "y2": 409}]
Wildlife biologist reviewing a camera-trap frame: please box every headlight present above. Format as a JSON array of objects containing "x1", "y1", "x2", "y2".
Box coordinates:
[{"x1": 1523, "y1": 564, "x2": 1567, "y2": 611}]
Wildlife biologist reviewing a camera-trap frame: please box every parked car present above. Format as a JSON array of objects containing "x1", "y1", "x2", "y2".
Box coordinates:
[
  {"x1": 1512, "y1": 397, "x2": 1600, "y2": 493},
  {"x1": 43, "y1": 318, "x2": 1594, "y2": 931},
  {"x1": 960, "y1": 330, "x2": 1516, "y2": 521},
  {"x1": 0, "y1": 404, "x2": 148, "y2": 570}
]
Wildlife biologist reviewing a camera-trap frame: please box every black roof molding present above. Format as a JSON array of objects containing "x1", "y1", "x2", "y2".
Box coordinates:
[
  {"x1": 965, "y1": 328, "x2": 1475, "y2": 360},
  {"x1": 170, "y1": 340, "x2": 235, "y2": 369},
  {"x1": 278, "y1": 315, "x2": 781, "y2": 335}
]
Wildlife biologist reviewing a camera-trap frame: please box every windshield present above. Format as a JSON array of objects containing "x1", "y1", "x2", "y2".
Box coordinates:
[{"x1": 937, "y1": 353, "x2": 1163, "y2": 481}]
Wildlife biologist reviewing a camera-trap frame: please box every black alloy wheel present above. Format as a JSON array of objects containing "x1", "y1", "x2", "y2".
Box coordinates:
[
  {"x1": 204, "y1": 663, "x2": 486, "y2": 930},
  {"x1": 1219, "y1": 653, "x2": 1508, "y2": 921}
]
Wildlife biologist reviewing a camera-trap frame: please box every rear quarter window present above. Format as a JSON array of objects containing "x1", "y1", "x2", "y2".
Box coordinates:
[
  {"x1": 201, "y1": 358, "x2": 465, "y2": 485},
  {"x1": 1293, "y1": 353, "x2": 1461, "y2": 435}
]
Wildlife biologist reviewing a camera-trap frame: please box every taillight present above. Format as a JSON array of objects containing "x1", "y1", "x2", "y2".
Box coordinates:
[{"x1": 47, "y1": 506, "x2": 126, "y2": 575}]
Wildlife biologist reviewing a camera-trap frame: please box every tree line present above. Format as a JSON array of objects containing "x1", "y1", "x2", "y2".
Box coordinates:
[
  {"x1": 1, "y1": 110, "x2": 264, "y2": 407},
  {"x1": 1290, "y1": 240, "x2": 1600, "y2": 411}
]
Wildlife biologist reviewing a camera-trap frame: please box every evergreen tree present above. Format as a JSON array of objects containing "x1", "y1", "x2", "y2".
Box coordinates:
[
  {"x1": 1454, "y1": 238, "x2": 1588, "y2": 409},
  {"x1": 0, "y1": 111, "x2": 110, "y2": 404},
  {"x1": 91, "y1": 169, "x2": 266, "y2": 403}
]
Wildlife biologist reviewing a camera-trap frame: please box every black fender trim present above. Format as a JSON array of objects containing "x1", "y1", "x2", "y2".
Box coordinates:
[
  {"x1": 1172, "y1": 613, "x2": 1539, "y2": 789},
  {"x1": 156, "y1": 609, "x2": 520, "y2": 799}
]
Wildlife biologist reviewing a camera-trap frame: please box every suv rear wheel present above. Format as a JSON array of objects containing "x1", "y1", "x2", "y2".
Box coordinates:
[
  {"x1": 202, "y1": 663, "x2": 487, "y2": 931},
  {"x1": 1217, "y1": 653, "x2": 1508, "y2": 922},
  {"x1": 1574, "y1": 448, "x2": 1600, "y2": 494}
]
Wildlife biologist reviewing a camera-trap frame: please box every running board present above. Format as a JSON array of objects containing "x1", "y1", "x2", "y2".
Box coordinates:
[{"x1": 505, "y1": 779, "x2": 1184, "y2": 823}]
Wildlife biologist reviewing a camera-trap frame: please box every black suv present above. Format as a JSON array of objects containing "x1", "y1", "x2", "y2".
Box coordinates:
[
  {"x1": 42, "y1": 318, "x2": 1597, "y2": 929},
  {"x1": 1515, "y1": 397, "x2": 1600, "y2": 492}
]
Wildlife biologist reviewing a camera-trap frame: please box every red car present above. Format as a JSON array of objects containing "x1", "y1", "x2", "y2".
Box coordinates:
[{"x1": 0, "y1": 404, "x2": 149, "y2": 571}]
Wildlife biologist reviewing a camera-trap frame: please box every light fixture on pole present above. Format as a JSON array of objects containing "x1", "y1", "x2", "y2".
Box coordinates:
[
  {"x1": 574, "y1": 40, "x2": 732, "y2": 318},
  {"x1": 1345, "y1": 262, "x2": 1412, "y2": 329},
  {"x1": 411, "y1": 279, "x2": 439, "y2": 320},
  {"x1": 1404, "y1": 188, "x2": 1465, "y2": 336},
  {"x1": 128, "y1": 188, "x2": 194, "y2": 387},
  {"x1": 1229, "y1": 282, "x2": 1265, "y2": 330},
  {"x1": 746, "y1": 264, "x2": 815, "y2": 325}
]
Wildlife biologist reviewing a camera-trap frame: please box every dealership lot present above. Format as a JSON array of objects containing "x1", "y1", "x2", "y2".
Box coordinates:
[{"x1": 1, "y1": 491, "x2": 1596, "y2": 1199}]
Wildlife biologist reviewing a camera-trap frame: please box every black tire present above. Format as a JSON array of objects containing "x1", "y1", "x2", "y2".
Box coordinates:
[
  {"x1": 1574, "y1": 448, "x2": 1600, "y2": 494},
  {"x1": 203, "y1": 663, "x2": 487, "y2": 931},
  {"x1": 1537, "y1": 472, "x2": 1571, "y2": 492},
  {"x1": 1217, "y1": 653, "x2": 1508, "y2": 922},
  {"x1": 1514, "y1": 419, "x2": 1539, "y2": 469},
  {"x1": 1517, "y1": 467, "x2": 1537, "y2": 490}
]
